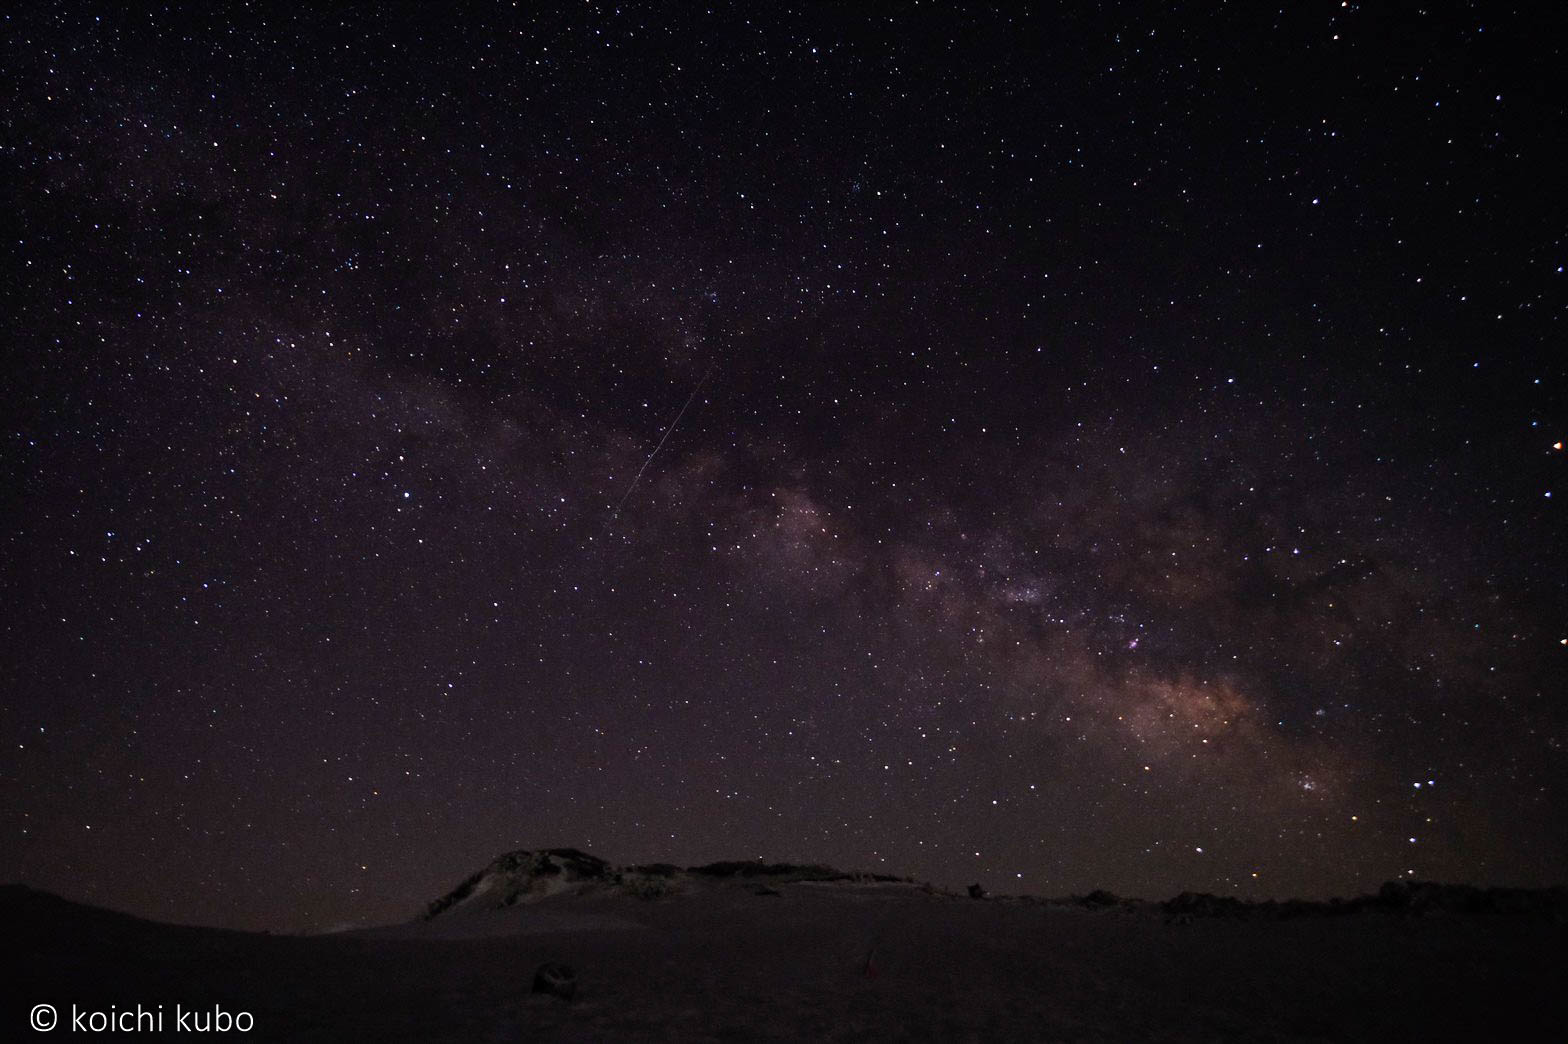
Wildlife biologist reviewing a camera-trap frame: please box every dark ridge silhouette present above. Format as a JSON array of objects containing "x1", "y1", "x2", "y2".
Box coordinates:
[
  {"x1": 423, "y1": 848, "x2": 1568, "y2": 925},
  {"x1": 1155, "y1": 881, "x2": 1568, "y2": 921},
  {"x1": 687, "y1": 860, "x2": 908, "y2": 884},
  {"x1": 423, "y1": 849, "x2": 914, "y2": 920}
]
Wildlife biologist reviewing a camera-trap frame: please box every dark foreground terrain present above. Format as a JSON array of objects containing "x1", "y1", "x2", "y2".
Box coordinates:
[{"x1": 8, "y1": 867, "x2": 1567, "y2": 1042}]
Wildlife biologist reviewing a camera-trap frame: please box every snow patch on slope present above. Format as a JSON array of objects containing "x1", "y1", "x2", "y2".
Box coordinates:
[{"x1": 422, "y1": 849, "x2": 917, "y2": 920}]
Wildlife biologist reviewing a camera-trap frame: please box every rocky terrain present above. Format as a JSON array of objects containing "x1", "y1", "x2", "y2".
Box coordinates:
[{"x1": 420, "y1": 847, "x2": 918, "y2": 917}]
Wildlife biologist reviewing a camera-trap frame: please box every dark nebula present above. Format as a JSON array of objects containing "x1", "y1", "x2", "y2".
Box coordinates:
[{"x1": 2, "y1": 3, "x2": 1564, "y2": 932}]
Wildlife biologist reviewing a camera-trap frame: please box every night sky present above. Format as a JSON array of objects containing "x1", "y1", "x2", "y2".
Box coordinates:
[{"x1": 3, "y1": 3, "x2": 1565, "y2": 934}]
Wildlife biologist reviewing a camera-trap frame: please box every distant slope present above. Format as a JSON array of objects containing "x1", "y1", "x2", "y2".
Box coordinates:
[
  {"x1": 422, "y1": 847, "x2": 913, "y2": 919},
  {"x1": 421, "y1": 847, "x2": 1568, "y2": 925}
]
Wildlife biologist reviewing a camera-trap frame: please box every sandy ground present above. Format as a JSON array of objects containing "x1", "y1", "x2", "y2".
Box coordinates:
[{"x1": 8, "y1": 882, "x2": 1565, "y2": 1041}]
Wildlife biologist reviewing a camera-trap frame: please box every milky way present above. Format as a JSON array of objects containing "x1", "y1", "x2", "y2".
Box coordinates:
[{"x1": 3, "y1": 4, "x2": 1564, "y2": 931}]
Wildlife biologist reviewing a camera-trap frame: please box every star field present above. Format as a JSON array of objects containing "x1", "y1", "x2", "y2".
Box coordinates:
[{"x1": 2, "y1": 3, "x2": 1564, "y2": 932}]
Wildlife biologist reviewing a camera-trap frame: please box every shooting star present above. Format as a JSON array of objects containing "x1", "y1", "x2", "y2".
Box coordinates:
[{"x1": 601, "y1": 365, "x2": 713, "y2": 539}]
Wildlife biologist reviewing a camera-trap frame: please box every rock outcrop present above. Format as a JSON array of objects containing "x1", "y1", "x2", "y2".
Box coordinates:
[{"x1": 423, "y1": 849, "x2": 916, "y2": 919}]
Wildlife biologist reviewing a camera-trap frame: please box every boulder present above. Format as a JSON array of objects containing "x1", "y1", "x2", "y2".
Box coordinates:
[{"x1": 531, "y1": 962, "x2": 576, "y2": 1001}]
